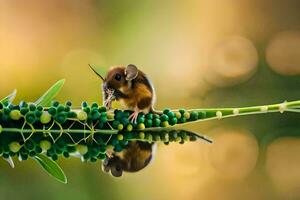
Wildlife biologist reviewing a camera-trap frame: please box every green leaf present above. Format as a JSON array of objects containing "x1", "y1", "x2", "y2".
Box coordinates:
[
  {"x1": 35, "y1": 79, "x2": 65, "y2": 107},
  {"x1": 0, "y1": 89, "x2": 17, "y2": 104},
  {"x1": 34, "y1": 154, "x2": 67, "y2": 184}
]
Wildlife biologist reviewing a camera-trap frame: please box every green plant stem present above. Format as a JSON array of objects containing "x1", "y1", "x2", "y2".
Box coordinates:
[
  {"x1": 2, "y1": 127, "x2": 118, "y2": 134},
  {"x1": 173, "y1": 100, "x2": 300, "y2": 126}
]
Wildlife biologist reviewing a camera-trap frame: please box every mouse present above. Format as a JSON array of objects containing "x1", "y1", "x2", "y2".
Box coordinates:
[
  {"x1": 90, "y1": 64, "x2": 157, "y2": 177},
  {"x1": 102, "y1": 141, "x2": 156, "y2": 177},
  {"x1": 89, "y1": 64, "x2": 156, "y2": 123}
]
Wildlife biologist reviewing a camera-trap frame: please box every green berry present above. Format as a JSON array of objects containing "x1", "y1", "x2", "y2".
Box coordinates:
[
  {"x1": 126, "y1": 124, "x2": 133, "y2": 132},
  {"x1": 98, "y1": 153, "x2": 106, "y2": 160},
  {"x1": 65, "y1": 101, "x2": 72, "y2": 107},
  {"x1": 161, "y1": 132, "x2": 169, "y2": 141},
  {"x1": 67, "y1": 146, "x2": 76, "y2": 153},
  {"x1": 67, "y1": 111, "x2": 77, "y2": 118},
  {"x1": 24, "y1": 140, "x2": 35, "y2": 150},
  {"x1": 21, "y1": 153, "x2": 28, "y2": 160},
  {"x1": 64, "y1": 106, "x2": 71, "y2": 112},
  {"x1": 175, "y1": 111, "x2": 182, "y2": 119},
  {"x1": 183, "y1": 112, "x2": 190, "y2": 120},
  {"x1": 98, "y1": 106, "x2": 106, "y2": 112},
  {"x1": 154, "y1": 135, "x2": 161, "y2": 141},
  {"x1": 25, "y1": 112, "x2": 36, "y2": 124},
  {"x1": 9, "y1": 142, "x2": 21, "y2": 153},
  {"x1": 20, "y1": 107, "x2": 29, "y2": 115},
  {"x1": 51, "y1": 154, "x2": 58, "y2": 161},
  {"x1": 179, "y1": 109, "x2": 185, "y2": 115},
  {"x1": 145, "y1": 113, "x2": 153, "y2": 119},
  {"x1": 77, "y1": 110, "x2": 88, "y2": 121},
  {"x1": 40, "y1": 112, "x2": 51, "y2": 124},
  {"x1": 3, "y1": 108, "x2": 10, "y2": 115},
  {"x1": 100, "y1": 115, "x2": 108, "y2": 123},
  {"x1": 137, "y1": 116, "x2": 145, "y2": 123},
  {"x1": 57, "y1": 105, "x2": 64, "y2": 113},
  {"x1": 55, "y1": 113, "x2": 67, "y2": 124},
  {"x1": 146, "y1": 134, "x2": 153, "y2": 142},
  {"x1": 167, "y1": 111, "x2": 175, "y2": 119},
  {"x1": 90, "y1": 110, "x2": 100, "y2": 120},
  {"x1": 63, "y1": 151, "x2": 70, "y2": 158},
  {"x1": 153, "y1": 114, "x2": 160, "y2": 119},
  {"x1": 99, "y1": 146, "x2": 106, "y2": 154},
  {"x1": 76, "y1": 144, "x2": 88, "y2": 155},
  {"x1": 139, "y1": 132, "x2": 145, "y2": 139},
  {"x1": 121, "y1": 117, "x2": 130, "y2": 126},
  {"x1": 153, "y1": 118, "x2": 161, "y2": 127},
  {"x1": 107, "y1": 113, "x2": 114, "y2": 120},
  {"x1": 9, "y1": 110, "x2": 21, "y2": 120},
  {"x1": 160, "y1": 114, "x2": 169, "y2": 122},
  {"x1": 35, "y1": 110, "x2": 43, "y2": 118},
  {"x1": 175, "y1": 137, "x2": 182, "y2": 142},
  {"x1": 190, "y1": 135, "x2": 197, "y2": 141},
  {"x1": 19, "y1": 101, "x2": 28, "y2": 108},
  {"x1": 169, "y1": 117, "x2": 178, "y2": 126},
  {"x1": 163, "y1": 108, "x2": 171, "y2": 114},
  {"x1": 117, "y1": 124, "x2": 124, "y2": 131},
  {"x1": 37, "y1": 106, "x2": 43, "y2": 111},
  {"x1": 29, "y1": 104, "x2": 36, "y2": 111},
  {"x1": 91, "y1": 102, "x2": 98, "y2": 108},
  {"x1": 178, "y1": 117, "x2": 187, "y2": 123},
  {"x1": 190, "y1": 111, "x2": 198, "y2": 121},
  {"x1": 48, "y1": 107, "x2": 56, "y2": 115},
  {"x1": 51, "y1": 101, "x2": 59, "y2": 107},
  {"x1": 114, "y1": 110, "x2": 123, "y2": 120},
  {"x1": 145, "y1": 119, "x2": 153, "y2": 127},
  {"x1": 40, "y1": 140, "x2": 52, "y2": 151},
  {"x1": 82, "y1": 101, "x2": 88, "y2": 108},
  {"x1": 117, "y1": 134, "x2": 124, "y2": 140},
  {"x1": 137, "y1": 123, "x2": 145, "y2": 130},
  {"x1": 161, "y1": 121, "x2": 169, "y2": 127},
  {"x1": 112, "y1": 120, "x2": 120, "y2": 129},
  {"x1": 35, "y1": 146, "x2": 43, "y2": 154},
  {"x1": 106, "y1": 145, "x2": 114, "y2": 151}
]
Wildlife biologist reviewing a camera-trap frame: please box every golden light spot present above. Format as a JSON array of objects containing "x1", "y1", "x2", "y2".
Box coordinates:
[
  {"x1": 205, "y1": 36, "x2": 258, "y2": 87},
  {"x1": 265, "y1": 137, "x2": 300, "y2": 199},
  {"x1": 266, "y1": 31, "x2": 300, "y2": 75},
  {"x1": 204, "y1": 127, "x2": 259, "y2": 180}
]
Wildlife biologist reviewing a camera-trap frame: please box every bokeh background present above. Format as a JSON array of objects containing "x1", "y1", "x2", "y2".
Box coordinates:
[{"x1": 1, "y1": 0, "x2": 300, "y2": 199}]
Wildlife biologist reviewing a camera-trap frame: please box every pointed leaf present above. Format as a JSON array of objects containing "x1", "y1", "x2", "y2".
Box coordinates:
[
  {"x1": 35, "y1": 79, "x2": 65, "y2": 107},
  {"x1": 34, "y1": 154, "x2": 67, "y2": 184},
  {"x1": 0, "y1": 89, "x2": 17, "y2": 104}
]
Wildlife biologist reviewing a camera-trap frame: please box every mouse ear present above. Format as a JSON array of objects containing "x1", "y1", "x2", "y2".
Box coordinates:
[{"x1": 125, "y1": 64, "x2": 138, "y2": 81}]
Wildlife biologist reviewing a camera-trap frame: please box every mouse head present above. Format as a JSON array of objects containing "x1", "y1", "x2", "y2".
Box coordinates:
[
  {"x1": 102, "y1": 155, "x2": 125, "y2": 177},
  {"x1": 89, "y1": 64, "x2": 138, "y2": 107}
]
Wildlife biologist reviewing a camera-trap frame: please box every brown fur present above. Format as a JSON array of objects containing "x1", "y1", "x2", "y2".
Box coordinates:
[{"x1": 104, "y1": 66, "x2": 154, "y2": 112}]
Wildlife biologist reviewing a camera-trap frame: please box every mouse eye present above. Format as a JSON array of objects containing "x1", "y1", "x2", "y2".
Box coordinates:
[
  {"x1": 114, "y1": 73, "x2": 122, "y2": 81},
  {"x1": 111, "y1": 165, "x2": 123, "y2": 177}
]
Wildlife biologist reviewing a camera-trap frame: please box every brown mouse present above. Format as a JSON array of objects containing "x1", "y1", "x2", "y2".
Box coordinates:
[
  {"x1": 89, "y1": 64, "x2": 156, "y2": 123},
  {"x1": 90, "y1": 64, "x2": 157, "y2": 177},
  {"x1": 102, "y1": 141, "x2": 156, "y2": 177}
]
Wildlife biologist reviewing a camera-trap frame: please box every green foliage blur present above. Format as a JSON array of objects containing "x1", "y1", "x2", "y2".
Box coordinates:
[{"x1": 1, "y1": 0, "x2": 300, "y2": 199}]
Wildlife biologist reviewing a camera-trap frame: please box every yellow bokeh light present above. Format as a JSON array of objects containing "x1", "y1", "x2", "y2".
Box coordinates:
[
  {"x1": 266, "y1": 31, "x2": 300, "y2": 75},
  {"x1": 265, "y1": 137, "x2": 300, "y2": 199},
  {"x1": 204, "y1": 127, "x2": 259, "y2": 180}
]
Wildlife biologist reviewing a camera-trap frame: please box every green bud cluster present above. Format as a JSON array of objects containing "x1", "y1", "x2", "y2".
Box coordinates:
[{"x1": 0, "y1": 101, "x2": 209, "y2": 162}]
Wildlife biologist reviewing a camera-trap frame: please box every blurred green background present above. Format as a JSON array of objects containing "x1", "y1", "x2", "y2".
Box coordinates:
[{"x1": 1, "y1": 0, "x2": 300, "y2": 199}]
